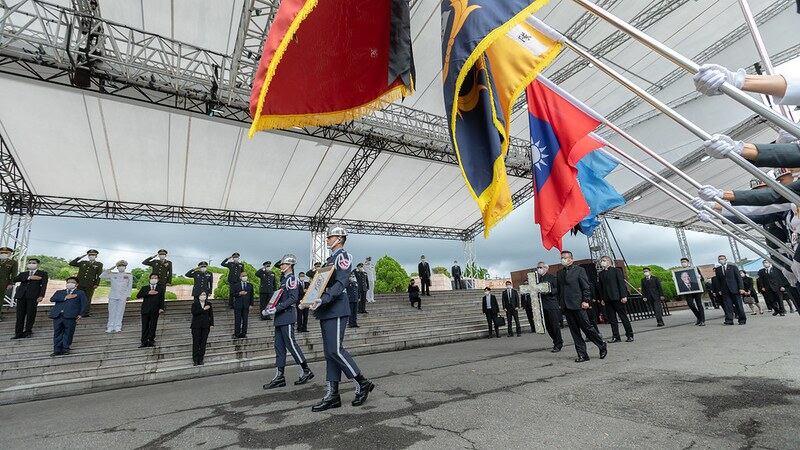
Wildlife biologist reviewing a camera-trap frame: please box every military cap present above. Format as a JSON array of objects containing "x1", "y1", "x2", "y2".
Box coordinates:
[
  {"x1": 27, "y1": 257, "x2": 40, "y2": 263},
  {"x1": 198, "y1": 261, "x2": 209, "y2": 267},
  {"x1": 86, "y1": 249, "x2": 99, "y2": 255},
  {"x1": 749, "y1": 178, "x2": 765, "y2": 189},
  {"x1": 279, "y1": 254, "x2": 297, "y2": 265},
  {"x1": 157, "y1": 249, "x2": 168, "y2": 255},
  {"x1": 357, "y1": 263, "x2": 364, "y2": 268},
  {"x1": 774, "y1": 167, "x2": 791, "y2": 180},
  {"x1": 263, "y1": 261, "x2": 272, "y2": 266},
  {"x1": 326, "y1": 224, "x2": 347, "y2": 237},
  {"x1": 0, "y1": 247, "x2": 13, "y2": 253},
  {"x1": 232, "y1": 252, "x2": 241, "y2": 258},
  {"x1": 313, "y1": 262, "x2": 322, "y2": 267}
]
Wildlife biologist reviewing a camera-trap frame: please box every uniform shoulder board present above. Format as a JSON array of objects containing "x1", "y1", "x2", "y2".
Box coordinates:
[
  {"x1": 336, "y1": 252, "x2": 352, "y2": 270},
  {"x1": 286, "y1": 275, "x2": 298, "y2": 290}
]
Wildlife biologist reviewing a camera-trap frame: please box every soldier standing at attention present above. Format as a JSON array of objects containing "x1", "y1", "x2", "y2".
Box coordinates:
[
  {"x1": 222, "y1": 252, "x2": 245, "y2": 309},
  {"x1": 263, "y1": 253, "x2": 314, "y2": 389},
  {"x1": 100, "y1": 260, "x2": 134, "y2": 333},
  {"x1": 142, "y1": 249, "x2": 173, "y2": 290},
  {"x1": 69, "y1": 249, "x2": 103, "y2": 316},
  {"x1": 185, "y1": 261, "x2": 214, "y2": 300},
  {"x1": 255, "y1": 261, "x2": 276, "y2": 321},
  {"x1": 0, "y1": 247, "x2": 18, "y2": 322},
  {"x1": 302, "y1": 225, "x2": 374, "y2": 412}
]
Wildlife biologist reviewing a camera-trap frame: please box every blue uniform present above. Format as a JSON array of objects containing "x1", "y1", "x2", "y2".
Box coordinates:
[
  {"x1": 48, "y1": 288, "x2": 88, "y2": 353},
  {"x1": 347, "y1": 277, "x2": 359, "y2": 327},
  {"x1": 316, "y1": 248, "x2": 361, "y2": 382},
  {"x1": 273, "y1": 273, "x2": 306, "y2": 369}
]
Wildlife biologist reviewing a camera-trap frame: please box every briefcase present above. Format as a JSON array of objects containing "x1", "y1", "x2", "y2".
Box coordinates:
[{"x1": 494, "y1": 316, "x2": 506, "y2": 327}]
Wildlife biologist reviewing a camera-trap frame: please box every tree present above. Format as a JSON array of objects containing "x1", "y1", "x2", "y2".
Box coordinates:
[
  {"x1": 213, "y1": 262, "x2": 262, "y2": 300},
  {"x1": 375, "y1": 255, "x2": 409, "y2": 294},
  {"x1": 433, "y1": 266, "x2": 451, "y2": 278},
  {"x1": 625, "y1": 265, "x2": 677, "y2": 300}
]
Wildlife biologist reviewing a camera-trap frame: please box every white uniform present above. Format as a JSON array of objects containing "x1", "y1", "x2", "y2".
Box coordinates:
[
  {"x1": 778, "y1": 70, "x2": 800, "y2": 106},
  {"x1": 364, "y1": 260, "x2": 376, "y2": 303},
  {"x1": 100, "y1": 270, "x2": 134, "y2": 332}
]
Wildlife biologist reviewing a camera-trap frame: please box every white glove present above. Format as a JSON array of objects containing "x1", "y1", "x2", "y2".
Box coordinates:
[
  {"x1": 264, "y1": 307, "x2": 276, "y2": 315},
  {"x1": 308, "y1": 298, "x2": 322, "y2": 311},
  {"x1": 698, "y1": 185, "x2": 724, "y2": 201},
  {"x1": 776, "y1": 129, "x2": 798, "y2": 144},
  {"x1": 697, "y1": 211, "x2": 713, "y2": 223},
  {"x1": 693, "y1": 64, "x2": 745, "y2": 96},
  {"x1": 690, "y1": 197, "x2": 714, "y2": 210},
  {"x1": 703, "y1": 134, "x2": 743, "y2": 159}
]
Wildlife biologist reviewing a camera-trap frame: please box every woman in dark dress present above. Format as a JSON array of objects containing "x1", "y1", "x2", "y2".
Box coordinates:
[
  {"x1": 191, "y1": 292, "x2": 214, "y2": 366},
  {"x1": 408, "y1": 279, "x2": 421, "y2": 310}
]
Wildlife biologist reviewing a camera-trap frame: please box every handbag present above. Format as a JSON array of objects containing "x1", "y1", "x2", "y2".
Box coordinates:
[{"x1": 494, "y1": 315, "x2": 506, "y2": 327}]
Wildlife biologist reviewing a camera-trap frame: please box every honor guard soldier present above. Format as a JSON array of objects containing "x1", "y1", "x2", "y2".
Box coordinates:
[
  {"x1": 0, "y1": 247, "x2": 18, "y2": 322},
  {"x1": 69, "y1": 249, "x2": 103, "y2": 316},
  {"x1": 143, "y1": 249, "x2": 173, "y2": 289},
  {"x1": 256, "y1": 261, "x2": 277, "y2": 321},
  {"x1": 302, "y1": 224, "x2": 374, "y2": 412},
  {"x1": 263, "y1": 253, "x2": 314, "y2": 389},
  {"x1": 185, "y1": 262, "x2": 214, "y2": 300},
  {"x1": 222, "y1": 252, "x2": 245, "y2": 309}
]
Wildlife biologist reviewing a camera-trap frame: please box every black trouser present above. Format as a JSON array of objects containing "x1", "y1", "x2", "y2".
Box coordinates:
[
  {"x1": 259, "y1": 291, "x2": 273, "y2": 319},
  {"x1": 358, "y1": 290, "x2": 367, "y2": 313},
  {"x1": 453, "y1": 276, "x2": 462, "y2": 289},
  {"x1": 563, "y1": 309, "x2": 605, "y2": 359},
  {"x1": 192, "y1": 327, "x2": 210, "y2": 363},
  {"x1": 141, "y1": 312, "x2": 159, "y2": 345},
  {"x1": 764, "y1": 290, "x2": 785, "y2": 314},
  {"x1": 484, "y1": 311, "x2": 499, "y2": 337},
  {"x1": 720, "y1": 291, "x2": 747, "y2": 324},
  {"x1": 710, "y1": 294, "x2": 720, "y2": 309},
  {"x1": 410, "y1": 296, "x2": 421, "y2": 309},
  {"x1": 14, "y1": 298, "x2": 37, "y2": 336},
  {"x1": 522, "y1": 304, "x2": 535, "y2": 332},
  {"x1": 348, "y1": 302, "x2": 359, "y2": 327},
  {"x1": 544, "y1": 309, "x2": 563, "y2": 349},
  {"x1": 421, "y1": 277, "x2": 431, "y2": 296},
  {"x1": 682, "y1": 293, "x2": 705, "y2": 323},
  {"x1": 647, "y1": 296, "x2": 664, "y2": 323},
  {"x1": 787, "y1": 286, "x2": 800, "y2": 312},
  {"x1": 605, "y1": 301, "x2": 633, "y2": 339},
  {"x1": 228, "y1": 283, "x2": 237, "y2": 309},
  {"x1": 78, "y1": 284, "x2": 96, "y2": 314},
  {"x1": 505, "y1": 308, "x2": 521, "y2": 336},
  {"x1": 296, "y1": 305, "x2": 309, "y2": 331},
  {"x1": 234, "y1": 303, "x2": 249, "y2": 336}
]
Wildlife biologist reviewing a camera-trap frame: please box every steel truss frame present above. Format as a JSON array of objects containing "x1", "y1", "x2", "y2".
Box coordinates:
[{"x1": 675, "y1": 227, "x2": 692, "y2": 262}]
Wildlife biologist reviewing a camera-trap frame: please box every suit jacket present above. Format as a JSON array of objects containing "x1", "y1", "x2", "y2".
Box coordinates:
[
  {"x1": 640, "y1": 276, "x2": 663, "y2": 301},
  {"x1": 136, "y1": 284, "x2": 165, "y2": 314},
  {"x1": 14, "y1": 270, "x2": 48, "y2": 300},
  {"x1": 190, "y1": 300, "x2": 214, "y2": 329},
  {"x1": 597, "y1": 267, "x2": 628, "y2": 302},
  {"x1": 48, "y1": 288, "x2": 88, "y2": 319},
  {"x1": 712, "y1": 264, "x2": 743, "y2": 294},
  {"x1": 537, "y1": 273, "x2": 559, "y2": 310},
  {"x1": 185, "y1": 269, "x2": 214, "y2": 297},
  {"x1": 557, "y1": 265, "x2": 591, "y2": 311},
  {"x1": 418, "y1": 261, "x2": 431, "y2": 279},
  {"x1": 408, "y1": 284, "x2": 420, "y2": 300},
  {"x1": 232, "y1": 281, "x2": 254, "y2": 307},
  {"x1": 757, "y1": 267, "x2": 788, "y2": 293},
  {"x1": 501, "y1": 288, "x2": 519, "y2": 310},
  {"x1": 452, "y1": 265, "x2": 462, "y2": 278},
  {"x1": 481, "y1": 294, "x2": 499, "y2": 315}
]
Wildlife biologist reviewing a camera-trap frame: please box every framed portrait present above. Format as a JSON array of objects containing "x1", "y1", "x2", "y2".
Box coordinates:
[
  {"x1": 300, "y1": 265, "x2": 335, "y2": 307},
  {"x1": 672, "y1": 267, "x2": 704, "y2": 295}
]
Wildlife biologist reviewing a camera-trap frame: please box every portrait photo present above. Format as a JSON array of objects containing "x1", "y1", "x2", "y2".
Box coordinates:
[{"x1": 672, "y1": 267, "x2": 704, "y2": 295}]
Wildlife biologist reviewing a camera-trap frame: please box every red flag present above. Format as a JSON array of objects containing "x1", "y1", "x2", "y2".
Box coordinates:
[
  {"x1": 527, "y1": 78, "x2": 602, "y2": 250},
  {"x1": 249, "y1": 0, "x2": 415, "y2": 136}
]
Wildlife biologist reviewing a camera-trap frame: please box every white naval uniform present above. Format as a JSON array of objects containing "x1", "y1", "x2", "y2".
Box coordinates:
[
  {"x1": 364, "y1": 260, "x2": 376, "y2": 303},
  {"x1": 100, "y1": 270, "x2": 134, "y2": 332},
  {"x1": 778, "y1": 70, "x2": 800, "y2": 106}
]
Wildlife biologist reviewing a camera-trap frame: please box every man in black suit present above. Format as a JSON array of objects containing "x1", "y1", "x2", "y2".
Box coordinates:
[
  {"x1": 712, "y1": 255, "x2": 747, "y2": 325},
  {"x1": 355, "y1": 263, "x2": 369, "y2": 314},
  {"x1": 557, "y1": 251, "x2": 607, "y2": 362},
  {"x1": 640, "y1": 267, "x2": 665, "y2": 327},
  {"x1": 501, "y1": 281, "x2": 521, "y2": 337},
  {"x1": 418, "y1": 255, "x2": 432, "y2": 296},
  {"x1": 481, "y1": 287, "x2": 500, "y2": 338},
  {"x1": 597, "y1": 256, "x2": 634, "y2": 342},
  {"x1": 535, "y1": 262, "x2": 562, "y2": 352},
  {"x1": 757, "y1": 259, "x2": 789, "y2": 316},
  {"x1": 451, "y1": 260, "x2": 463, "y2": 289},
  {"x1": 12, "y1": 257, "x2": 49, "y2": 339},
  {"x1": 232, "y1": 272, "x2": 254, "y2": 338},
  {"x1": 136, "y1": 274, "x2": 165, "y2": 347},
  {"x1": 677, "y1": 258, "x2": 705, "y2": 326}
]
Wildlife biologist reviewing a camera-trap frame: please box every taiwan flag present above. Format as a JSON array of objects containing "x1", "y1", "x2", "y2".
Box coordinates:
[{"x1": 527, "y1": 77, "x2": 602, "y2": 250}]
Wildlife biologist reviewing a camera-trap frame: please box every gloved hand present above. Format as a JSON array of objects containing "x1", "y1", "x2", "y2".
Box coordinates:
[
  {"x1": 698, "y1": 185, "x2": 724, "y2": 201},
  {"x1": 697, "y1": 211, "x2": 713, "y2": 223},
  {"x1": 776, "y1": 128, "x2": 798, "y2": 144},
  {"x1": 264, "y1": 307, "x2": 276, "y2": 316},
  {"x1": 308, "y1": 298, "x2": 323, "y2": 311},
  {"x1": 703, "y1": 134, "x2": 744, "y2": 159},
  {"x1": 693, "y1": 64, "x2": 746, "y2": 96},
  {"x1": 690, "y1": 197, "x2": 714, "y2": 210}
]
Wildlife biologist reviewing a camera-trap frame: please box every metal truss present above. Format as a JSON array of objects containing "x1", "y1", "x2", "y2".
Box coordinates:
[
  {"x1": 225, "y1": 0, "x2": 279, "y2": 103},
  {"x1": 587, "y1": 221, "x2": 615, "y2": 270},
  {"x1": 675, "y1": 227, "x2": 692, "y2": 262},
  {"x1": 309, "y1": 231, "x2": 327, "y2": 267},
  {"x1": 605, "y1": 0, "x2": 795, "y2": 123},
  {"x1": 463, "y1": 239, "x2": 475, "y2": 267},
  {"x1": 728, "y1": 235, "x2": 743, "y2": 264},
  {"x1": 602, "y1": 211, "x2": 726, "y2": 236}
]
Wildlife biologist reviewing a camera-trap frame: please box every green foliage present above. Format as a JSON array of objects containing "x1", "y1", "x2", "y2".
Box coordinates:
[
  {"x1": 375, "y1": 255, "x2": 409, "y2": 294},
  {"x1": 26, "y1": 255, "x2": 76, "y2": 280},
  {"x1": 170, "y1": 276, "x2": 195, "y2": 286},
  {"x1": 131, "y1": 268, "x2": 150, "y2": 289},
  {"x1": 410, "y1": 272, "x2": 419, "y2": 277},
  {"x1": 433, "y1": 266, "x2": 451, "y2": 278},
  {"x1": 55, "y1": 267, "x2": 76, "y2": 280},
  {"x1": 213, "y1": 262, "x2": 261, "y2": 300},
  {"x1": 626, "y1": 265, "x2": 677, "y2": 300},
  {"x1": 464, "y1": 262, "x2": 489, "y2": 280},
  {"x1": 165, "y1": 291, "x2": 177, "y2": 300}
]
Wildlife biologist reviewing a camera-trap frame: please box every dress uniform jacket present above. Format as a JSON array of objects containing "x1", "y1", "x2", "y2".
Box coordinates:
[
  {"x1": 274, "y1": 274, "x2": 299, "y2": 327},
  {"x1": 69, "y1": 257, "x2": 103, "y2": 290},
  {"x1": 99, "y1": 270, "x2": 134, "y2": 299},
  {"x1": 185, "y1": 269, "x2": 214, "y2": 297},
  {"x1": 0, "y1": 258, "x2": 18, "y2": 291},
  {"x1": 315, "y1": 248, "x2": 353, "y2": 320},
  {"x1": 221, "y1": 258, "x2": 245, "y2": 284},
  {"x1": 355, "y1": 270, "x2": 369, "y2": 293},
  {"x1": 556, "y1": 265, "x2": 591, "y2": 310},
  {"x1": 142, "y1": 257, "x2": 173, "y2": 285},
  {"x1": 255, "y1": 268, "x2": 277, "y2": 296}
]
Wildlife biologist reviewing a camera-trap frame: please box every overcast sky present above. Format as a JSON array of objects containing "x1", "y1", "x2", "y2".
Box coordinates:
[{"x1": 23, "y1": 196, "x2": 756, "y2": 278}]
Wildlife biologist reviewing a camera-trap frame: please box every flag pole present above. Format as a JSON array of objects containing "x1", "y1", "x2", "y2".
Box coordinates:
[
  {"x1": 599, "y1": 145, "x2": 791, "y2": 267},
  {"x1": 533, "y1": 71, "x2": 794, "y2": 254},
  {"x1": 569, "y1": 0, "x2": 800, "y2": 139},
  {"x1": 737, "y1": 0, "x2": 795, "y2": 119}
]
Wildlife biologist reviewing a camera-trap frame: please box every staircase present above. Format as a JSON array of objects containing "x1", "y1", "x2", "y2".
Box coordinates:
[{"x1": 0, "y1": 290, "x2": 487, "y2": 404}]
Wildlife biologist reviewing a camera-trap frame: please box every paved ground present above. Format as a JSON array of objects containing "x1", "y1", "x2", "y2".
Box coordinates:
[{"x1": 1, "y1": 308, "x2": 799, "y2": 449}]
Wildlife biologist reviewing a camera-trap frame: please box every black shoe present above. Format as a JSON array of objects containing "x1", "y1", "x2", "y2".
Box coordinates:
[
  {"x1": 240, "y1": 334, "x2": 247, "y2": 339},
  {"x1": 193, "y1": 362, "x2": 198, "y2": 366},
  {"x1": 352, "y1": 378, "x2": 375, "y2": 407},
  {"x1": 63, "y1": 350, "x2": 70, "y2": 355},
  {"x1": 599, "y1": 344, "x2": 608, "y2": 359},
  {"x1": 695, "y1": 321, "x2": 701, "y2": 325},
  {"x1": 609, "y1": 337, "x2": 621, "y2": 343},
  {"x1": 495, "y1": 334, "x2": 501, "y2": 338},
  {"x1": 11, "y1": 335, "x2": 22, "y2": 340},
  {"x1": 507, "y1": 334, "x2": 513, "y2": 338},
  {"x1": 625, "y1": 337, "x2": 634, "y2": 342},
  {"x1": 738, "y1": 322, "x2": 746, "y2": 325},
  {"x1": 350, "y1": 324, "x2": 359, "y2": 328},
  {"x1": 723, "y1": 322, "x2": 734, "y2": 326},
  {"x1": 198, "y1": 360, "x2": 204, "y2": 365},
  {"x1": 698, "y1": 322, "x2": 705, "y2": 326},
  {"x1": 575, "y1": 356, "x2": 590, "y2": 363},
  {"x1": 516, "y1": 333, "x2": 521, "y2": 337},
  {"x1": 312, "y1": 383, "x2": 341, "y2": 412},
  {"x1": 295, "y1": 369, "x2": 314, "y2": 385},
  {"x1": 23, "y1": 332, "x2": 32, "y2": 338},
  {"x1": 550, "y1": 347, "x2": 561, "y2": 353},
  {"x1": 487, "y1": 335, "x2": 493, "y2": 339},
  {"x1": 780, "y1": 313, "x2": 786, "y2": 317},
  {"x1": 772, "y1": 312, "x2": 779, "y2": 316},
  {"x1": 138, "y1": 343, "x2": 148, "y2": 348},
  {"x1": 50, "y1": 352, "x2": 62, "y2": 357},
  {"x1": 263, "y1": 374, "x2": 286, "y2": 390},
  {"x1": 656, "y1": 322, "x2": 664, "y2": 327}
]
